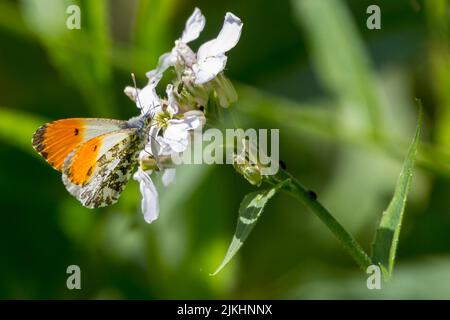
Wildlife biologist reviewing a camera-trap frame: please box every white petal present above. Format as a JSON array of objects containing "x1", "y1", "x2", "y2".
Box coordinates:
[
  {"x1": 137, "y1": 72, "x2": 162, "y2": 115},
  {"x1": 161, "y1": 168, "x2": 176, "y2": 186},
  {"x1": 133, "y1": 168, "x2": 159, "y2": 223},
  {"x1": 155, "y1": 135, "x2": 175, "y2": 155},
  {"x1": 184, "y1": 110, "x2": 206, "y2": 129},
  {"x1": 124, "y1": 86, "x2": 138, "y2": 102},
  {"x1": 142, "y1": 125, "x2": 164, "y2": 157},
  {"x1": 162, "y1": 112, "x2": 205, "y2": 152},
  {"x1": 197, "y1": 12, "x2": 242, "y2": 60},
  {"x1": 137, "y1": 85, "x2": 161, "y2": 115},
  {"x1": 146, "y1": 69, "x2": 163, "y2": 87},
  {"x1": 146, "y1": 52, "x2": 175, "y2": 79},
  {"x1": 163, "y1": 120, "x2": 190, "y2": 153},
  {"x1": 193, "y1": 55, "x2": 227, "y2": 84},
  {"x1": 181, "y1": 8, "x2": 206, "y2": 43},
  {"x1": 166, "y1": 84, "x2": 179, "y2": 116}
]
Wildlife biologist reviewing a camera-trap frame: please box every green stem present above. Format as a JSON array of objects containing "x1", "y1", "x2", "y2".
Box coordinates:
[{"x1": 269, "y1": 169, "x2": 373, "y2": 270}]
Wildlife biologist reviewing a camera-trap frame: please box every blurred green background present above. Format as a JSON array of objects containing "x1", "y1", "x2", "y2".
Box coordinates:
[{"x1": 1, "y1": 0, "x2": 450, "y2": 299}]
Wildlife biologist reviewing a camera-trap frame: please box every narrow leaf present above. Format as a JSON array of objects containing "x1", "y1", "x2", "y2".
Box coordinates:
[
  {"x1": 372, "y1": 107, "x2": 422, "y2": 277},
  {"x1": 212, "y1": 180, "x2": 289, "y2": 275},
  {"x1": 292, "y1": 0, "x2": 383, "y2": 134}
]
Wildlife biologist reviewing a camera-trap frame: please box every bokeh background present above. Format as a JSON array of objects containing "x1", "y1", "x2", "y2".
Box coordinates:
[{"x1": 1, "y1": 0, "x2": 450, "y2": 299}]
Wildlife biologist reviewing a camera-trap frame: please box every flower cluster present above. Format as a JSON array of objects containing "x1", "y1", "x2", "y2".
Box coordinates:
[{"x1": 125, "y1": 8, "x2": 243, "y2": 223}]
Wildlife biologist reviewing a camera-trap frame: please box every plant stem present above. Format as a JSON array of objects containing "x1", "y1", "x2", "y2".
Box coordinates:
[{"x1": 269, "y1": 169, "x2": 373, "y2": 270}]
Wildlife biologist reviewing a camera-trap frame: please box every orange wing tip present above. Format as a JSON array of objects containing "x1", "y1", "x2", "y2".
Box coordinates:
[{"x1": 31, "y1": 119, "x2": 85, "y2": 171}]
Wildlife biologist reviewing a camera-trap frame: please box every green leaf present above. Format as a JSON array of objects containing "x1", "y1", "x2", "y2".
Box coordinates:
[
  {"x1": 292, "y1": 0, "x2": 383, "y2": 135},
  {"x1": 212, "y1": 180, "x2": 289, "y2": 275},
  {"x1": 372, "y1": 107, "x2": 422, "y2": 278}
]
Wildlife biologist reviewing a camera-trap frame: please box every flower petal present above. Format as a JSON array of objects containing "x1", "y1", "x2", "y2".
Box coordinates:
[
  {"x1": 193, "y1": 55, "x2": 227, "y2": 84},
  {"x1": 166, "y1": 84, "x2": 179, "y2": 116},
  {"x1": 146, "y1": 52, "x2": 175, "y2": 79},
  {"x1": 124, "y1": 86, "x2": 138, "y2": 102},
  {"x1": 162, "y1": 111, "x2": 205, "y2": 152},
  {"x1": 143, "y1": 125, "x2": 161, "y2": 157},
  {"x1": 181, "y1": 8, "x2": 206, "y2": 43},
  {"x1": 133, "y1": 168, "x2": 159, "y2": 223},
  {"x1": 197, "y1": 12, "x2": 242, "y2": 60},
  {"x1": 136, "y1": 73, "x2": 162, "y2": 115},
  {"x1": 184, "y1": 110, "x2": 206, "y2": 128},
  {"x1": 163, "y1": 120, "x2": 190, "y2": 152},
  {"x1": 137, "y1": 85, "x2": 160, "y2": 115},
  {"x1": 155, "y1": 135, "x2": 175, "y2": 155},
  {"x1": 161, "y1": 168, "x2": 176, "y2": 186}
]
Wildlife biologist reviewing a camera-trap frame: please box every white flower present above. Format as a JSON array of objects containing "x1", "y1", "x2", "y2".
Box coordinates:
[
  {"x1": 181, "y1": 7, "x2": 206, "y2": 44},
  {"x1": 165, "y1": 84, "x2": 179, "y2": 117},
  {"x1": 139, "y1": 84, "x2": 205, "y2": 155},
  {"x1": 127, "y1": 8, "x2": 243, "y2": 223},
  {"x1": 159, "y1": 84, "x2": 205, "y2": 152},
  {"x1": 193, "y1": 12, "x2": 243, "y2": 84},
  {"x1": 163, "y1": 110, "x2": 205, "y2": 152},
  {"x1": 134, "y1": 149, "x2": 176, "y2": 224},
  {"x1": 161, "y1": 168, "x2": 176, "y2": 186},
  {"x1": 133, "y1": 165, "x2": 175, "y2": 224},
  {"x1": 146, "y1": 9, "x2": 243, "y2": 86},
  {"x1": 124, "y1": 73, "x2": 162, "y2": 116},
  {"x1": 146, "y1": 8, "x2": 206, "y2": 79},
  {"x1": 133, "y1": 166, "x2": 159, "y2": 223}
]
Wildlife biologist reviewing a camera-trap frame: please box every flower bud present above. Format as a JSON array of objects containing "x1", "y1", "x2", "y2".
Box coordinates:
[
  {"x1": 212, "y1": 73, "x2": 238, "y2": 108},
  {"x1": 233, "y1": 155, "x2": 263, "y2": 187}
]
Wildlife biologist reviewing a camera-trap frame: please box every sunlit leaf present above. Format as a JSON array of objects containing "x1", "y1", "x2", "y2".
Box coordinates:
[
  {"x1": 372, "y1": 108, "x2": 422, "y2": 278},
  {"x1": 292, "y1": 0, "x2": 383, "y2": 137},
  {"x1": 212, "y1": 180, "x2": 289, "y2": 275}
]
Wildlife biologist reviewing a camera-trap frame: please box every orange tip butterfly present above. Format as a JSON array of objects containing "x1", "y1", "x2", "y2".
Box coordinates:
[{"x1": 32, "y1": 115, "x2": 152, "y2": 208}]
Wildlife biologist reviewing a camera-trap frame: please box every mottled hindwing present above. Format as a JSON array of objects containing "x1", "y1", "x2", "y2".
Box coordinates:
[
  {"x1": 32, "y1": 118, "x2": 127, "y2": 171},
  {"x1": 62, "y1": 129, "x2": 143, "y2": 208}
]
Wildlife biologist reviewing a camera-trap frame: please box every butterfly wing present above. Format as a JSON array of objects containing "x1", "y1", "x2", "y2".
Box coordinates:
[
  {"x1": 62, "y1": 128, "x2": 143, "y2": 208},
  {"x1": 32, "y1": 118, "x2": 127, "y2": 171}
]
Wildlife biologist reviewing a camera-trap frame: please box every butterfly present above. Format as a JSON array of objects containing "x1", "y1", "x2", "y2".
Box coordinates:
[{"x1": 32, "y1": 115, "x2": 152, "y2": 208}]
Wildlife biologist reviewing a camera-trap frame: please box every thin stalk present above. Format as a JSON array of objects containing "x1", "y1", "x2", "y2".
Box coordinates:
[{"x1": 269, "y1": 169, "x2": 373, "y2": 270}]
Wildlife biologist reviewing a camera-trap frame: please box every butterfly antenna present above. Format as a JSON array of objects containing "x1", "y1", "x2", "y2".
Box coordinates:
[{"x1": 131, "y1": 73, "x2": 145, "y2": 113}]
